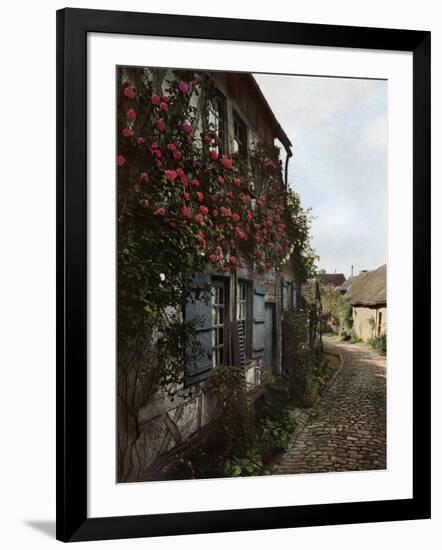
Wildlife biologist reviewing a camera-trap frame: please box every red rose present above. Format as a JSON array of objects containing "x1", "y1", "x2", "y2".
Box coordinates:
[
  {"x1": 117, "y1": 155, "x2": 126, "y2": 167},
  {"x1": 127, "y1": 108, "x2": 136, "y2": 121},
  {"x1": 124, "y1": 87, "x2": 136, "y2": 100},
  {"x1": 230, "y1": 256, "x2": 237, "y2": 266},
  {"x1": 220, "y1": 156, "x2": 233, "y2": 170},
  {"x1": 180, "y1": 174, "x2": 189, "y2": 186},
  {"x1": 210, "y1": 195, "x2": 218, "y2": 203},
  {"x1": 156, "y1": 120, "x2": 166, "y2": 132},
  {"x1": 182, "y1": 206, "x2": 191, "y2": 219},
  {"x1": 167, "y1": 143, "x2": 176, "y2": 152},
  {"x1": 137, "y1": 137, "x2": 145, "y2": 145},
  {"x1": 154, "y1": 149, "x2": 162, "y2": 158},
  {"x1": 139, "y1": 172, "x2": 149, "y2": 182},
  {"x1": 191, "y1": 178, "x2": 200, "y2": 187},
  {"x1": 122, "y1": 128, "x2": 134, "y2": 137},
  {"x1": 266, "y1": 219, "x2": 273, "y2": 227},
  {"x1": 181, "y1": 122, "x2": 192, "y2": 134},
  {"x1": 255, "y1": 235, "x2": 262, "y2": 243},
  {"x1": 233, "y1": 178, "x2": 241, "y2": 187},
  {"x1": 233, "y1": 213, "x2": 240, "y2": 222},
  {"x1": 246, "y1": 211, "x2": 253, "y2": 221},
  {"x1": 217, "y1": 175, "x2": 224, "y2": 184},
  {"x1": 209, "y1": 149, "x2": 218, "y2": 160},
  {"x1": 213, "y1": 209, "x2": 219, "y2": 217},
  {"x1": 178, "y1": 81, "x2": 189, "y2": 94},
  {"x1": 265, "y1": 262, "x2": 271, "y2": 271},
  {"x1": 186, "y1": 137, "x2": 193, "y2": 145},
  {"x1": 173, "y1": 150, "x2": 182, "y2": 160},
  {"x1": 176, "y1": 167, "x2": 184, "y2": 177},
  {"x1": 165, "y1": 170, "x2": 178, "y2": 182},
  {"x1": 133, "y1": 184, "x2": 140, "y2": 193},
  {"x1": 196, "y1": 192, "x2": 204, "y2": 202},
  {"x1": 277, "y1": 244, "x2": 283, "y2": 253},
  {"x1": 209, "y1": 254, "x2": 217, "y2": 264},
  {"x1": 242, "y1": 194, "x2": 252, "y2": 203},
  {"x1": 195, "y1": 214, "x2": 204, "y2": 223},
  {"x1": 160, "y1": 102, "x2": 169, "y2": 111},
  {"x1": 199, "y1": 205, "x2": 209, "y2": 216},
  {"x1": 169, "y1": 221, "x2": 177, "y2": 229},
  {"x1": 162, "y1": 95, "x2": 170, "y2": 103},
  {"x1": 217, "y1": 254, "x2": 223, "y2": 264},
  {"x1": 151, "y1": 142, "x2": 159, "y2": 149},
  {"x1": 154, "y1": 207, "x2": 166, "y2": 216},
  {"x1": 151, "y1": 94, "x2": 161, "y2": 105},
  {"x1": 235, "y1": 227, "x2": 245, "y2": 239}
]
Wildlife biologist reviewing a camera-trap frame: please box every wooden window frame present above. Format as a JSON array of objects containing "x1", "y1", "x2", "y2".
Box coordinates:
[
  {"x1": 233, "y1": 109, "x2": 248, "y2": 160},
  {"x1": 211, "y1": 277, "x2": 228, "y2": 368},
  {"x1": 208, "y1": 90, "x2": 228, "y2": 155}
]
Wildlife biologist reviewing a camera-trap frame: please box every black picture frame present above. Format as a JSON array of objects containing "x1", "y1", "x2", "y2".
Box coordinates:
[{"x1": 56, "y1": 7, "x2": 431, "y2": 542}]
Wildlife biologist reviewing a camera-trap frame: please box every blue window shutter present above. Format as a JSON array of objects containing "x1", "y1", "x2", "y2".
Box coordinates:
[
  {"x1": 185, "y1": 274, "x2": 212, "y2": 377},
  {"x1": 293, "y1": 285, "x2": 298, "y2": 310},
  {"x1": 282, "y1": 280, "x2": 290, "y2": 311},
  {"x1": 252, "y1": 281, "x2": 265, "y2": 358}
]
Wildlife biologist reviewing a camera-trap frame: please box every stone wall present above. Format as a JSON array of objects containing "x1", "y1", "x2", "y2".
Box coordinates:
[{"x1": 352, "y1": 305, "x2": 387, "y2": 340}]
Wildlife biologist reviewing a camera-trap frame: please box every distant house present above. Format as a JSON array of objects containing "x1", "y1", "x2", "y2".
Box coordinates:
[
  {"x1": 343, "y1": 265, "x2": 387, "y2": 340},
  {"x1": 318, "y1": 272, "x2": 346, "y2": 288}
]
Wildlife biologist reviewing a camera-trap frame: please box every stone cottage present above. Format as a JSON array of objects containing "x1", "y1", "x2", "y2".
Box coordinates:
[
  {"x1": 128, "y1": 71, "x2": 302, "y2": 479},
  {"x1": 344, "y1": 264, "x2": 387, "y2": 340}
]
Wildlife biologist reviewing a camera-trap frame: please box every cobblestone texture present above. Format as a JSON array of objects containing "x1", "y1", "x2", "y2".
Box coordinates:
[{"x1": 274, "y1": 337, "x2": 386, "y2": 474}]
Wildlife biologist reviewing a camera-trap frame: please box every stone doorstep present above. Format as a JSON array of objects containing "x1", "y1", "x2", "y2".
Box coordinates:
[{"x1": 267, "y1": 345, "x2": 344, "y2": 474}]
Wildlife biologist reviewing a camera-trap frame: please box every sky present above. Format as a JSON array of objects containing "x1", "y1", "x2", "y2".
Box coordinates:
[{"x1": 254, "y1": 73, "x2": 387, "y2": 279}]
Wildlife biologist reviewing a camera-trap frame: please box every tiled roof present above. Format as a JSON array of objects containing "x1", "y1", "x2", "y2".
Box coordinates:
[{"x1": 318, "y1": 273, "x2": 346, "y2": 287}]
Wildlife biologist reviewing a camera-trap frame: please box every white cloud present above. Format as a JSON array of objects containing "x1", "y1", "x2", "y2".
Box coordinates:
[
  {"x1": 254, "y1": 73, "x2": 387, "y2": 276},
  {"x1": 361, "y1": 114, "x2": 387, "y2": 153}
]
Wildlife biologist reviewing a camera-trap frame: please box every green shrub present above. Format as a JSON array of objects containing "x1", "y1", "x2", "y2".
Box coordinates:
[
  {"x1": 224, "y1": 449, "x2": 264, "y2": 477},
  {"x1": 259, "y1": 414, "x2": 295, "y2": 451},
  {"x1": 368, "y1": 333, "x2": 387, "y2": 353}
]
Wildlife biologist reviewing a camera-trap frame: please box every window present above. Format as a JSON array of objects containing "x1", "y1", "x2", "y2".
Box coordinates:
[
  {"x1": 233, "y1": 111, "x2": 248, "y2": 159},
  {"x1": 208, "y1": 93, "x2": 227, "y2": 154},
  {"x1": 211, "y1": 280, "x2": 226, "y2": 368},
  {"x1": 237, "y1": 281, "x2": 249, "y2": 357}
]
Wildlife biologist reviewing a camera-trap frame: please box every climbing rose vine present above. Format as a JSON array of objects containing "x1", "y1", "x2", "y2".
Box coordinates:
[{"x1": 117, "y1": 71, "x2": 291, "y2": 276}]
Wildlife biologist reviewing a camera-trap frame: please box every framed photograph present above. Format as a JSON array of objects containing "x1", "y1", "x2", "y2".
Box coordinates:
[{"x1": 56, "y1": 8, "x2": 431, "y2": 542}]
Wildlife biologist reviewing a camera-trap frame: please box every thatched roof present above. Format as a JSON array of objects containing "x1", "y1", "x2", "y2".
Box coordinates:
[{"x1": 344, "y1": 265, "x2": 386, "y2": 307}]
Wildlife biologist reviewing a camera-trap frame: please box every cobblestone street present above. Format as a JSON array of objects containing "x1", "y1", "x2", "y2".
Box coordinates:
[{"x1": 274, "y1": 337, "x2": 386, "y2": 474}]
